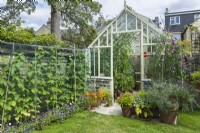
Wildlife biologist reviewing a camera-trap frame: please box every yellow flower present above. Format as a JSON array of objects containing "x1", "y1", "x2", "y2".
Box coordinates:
[
  {"x1": 98, "y1": 90, "x2": 105, "y2": 98},
  {"x1": 85, "y1": 92, "x2": 91, "y2": 97}
]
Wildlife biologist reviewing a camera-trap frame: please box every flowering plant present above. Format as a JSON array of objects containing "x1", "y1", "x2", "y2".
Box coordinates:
[
  {"x1": 85, "y1": 91, "x2": 98, "y2": 108},
  {"x1": 98, "y1": 88, "x2": 112, "y2": 106}
]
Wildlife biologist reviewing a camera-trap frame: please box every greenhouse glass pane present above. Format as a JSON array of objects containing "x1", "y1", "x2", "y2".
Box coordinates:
[
  {"x1": 95, "y1": 49, "x2": 98, "y2": 76},
  {"x1": 90, "y1": 48, "x2": 98, "y2": 76},
  {"x1": 134, "y1": 46, "x2": 140, "y2": 54},
  {"x1": 148, "y1": 27, "x2": 153, "y2": 43},
  {"x1": 143, "y1": 23, "x2": 147, "y2": 35},
  {"x1": 100, "y1": 48, "x2": 111, "y2": 77},
  {"x1": 108, "y1": 27, "x2": 111, "y2": 46},
  {"x1": 117, "y1": 12, "x2": 126, "y2": 31},
  {"x1": 94, "y1": 41, "x2": 98, "y2": 47},
  {"x1": 90, "y1": 48, "x2": 94, "y2": 76},
  {"x1": 127, "y1": 13, "x2": 136, "y2": 30},
  {"x1": 143, "y1": 46, "x2": 148, "y2": 52},
  {"x1": 152, "y1": 31, "x2": 159, "y2": 43},
  {"x1": 137, "y1": 19, "x2": 141, "y2": 29},
  {"x1": 148, "y1": 45, "x2": 152, "y2": 53},
  {"x1": 113, "y1": 21, "x2": 116, "y2": 32},
  {"x1": 100, "y1": 31, "x2": 107, "y2": 46},
  {"x1": 143, "y1": 36, "x2": 147, "y2": 44}
]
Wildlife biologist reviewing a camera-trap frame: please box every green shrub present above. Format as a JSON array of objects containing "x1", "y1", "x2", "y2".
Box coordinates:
[
  {"x1": 191, "y1": 71, "x2": 200, "y2": 84},
  {"x1": 118, "y1": 92, "x2": 134, "y2": 107}
]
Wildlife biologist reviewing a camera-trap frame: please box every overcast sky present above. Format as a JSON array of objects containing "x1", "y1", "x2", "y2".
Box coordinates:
[{"x1": 0, "y1": 0, "x2": 200, "y2": 30}]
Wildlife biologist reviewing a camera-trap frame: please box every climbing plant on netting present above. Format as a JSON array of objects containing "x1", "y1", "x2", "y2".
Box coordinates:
[{"x1": 0, "y1": 41, "x2": 89, "y2": 131}]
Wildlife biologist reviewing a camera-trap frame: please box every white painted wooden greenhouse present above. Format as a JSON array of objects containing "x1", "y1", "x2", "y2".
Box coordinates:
[{"x1": 87, "y1": 3, "x2": 162, "y2": 99}]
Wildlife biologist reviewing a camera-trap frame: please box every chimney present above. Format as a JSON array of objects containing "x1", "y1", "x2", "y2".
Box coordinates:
[
  {"x1": 47, "y1": 18, "x2": 51, "y2": 29},
  {"x1": 165, "y1": 8, "x2": 169, "y2": 13},
  {"x1": 155, "y1": 17, "x2": 159, "y2": 22}
]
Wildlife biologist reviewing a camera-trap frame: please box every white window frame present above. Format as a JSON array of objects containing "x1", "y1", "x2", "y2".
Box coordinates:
[
  {"x1": 194, "y1": 14, "x2": 200, "y2": 21},
  {"x1": 170, "y1": 16, "x2": 180, "y2": 25}
]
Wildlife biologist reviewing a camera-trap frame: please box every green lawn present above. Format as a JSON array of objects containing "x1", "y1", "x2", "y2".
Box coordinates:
[{"x1": 32, "y1": 110, "x2": 200, "y2": 133}]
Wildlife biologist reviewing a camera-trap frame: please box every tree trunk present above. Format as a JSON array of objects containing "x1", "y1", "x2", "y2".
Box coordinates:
[{"x1": 51, "y1": 4, "x2": 61, "y2": 40}]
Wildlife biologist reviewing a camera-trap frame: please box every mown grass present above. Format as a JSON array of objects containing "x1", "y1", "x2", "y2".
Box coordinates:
[{"x1": 32, "y1": 110, "x2": 200, "y2": 133}]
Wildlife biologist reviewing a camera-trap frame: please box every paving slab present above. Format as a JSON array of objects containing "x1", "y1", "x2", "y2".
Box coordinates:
[{"x1": 91, "y1": 103, "x2": 122, "y2": 116}]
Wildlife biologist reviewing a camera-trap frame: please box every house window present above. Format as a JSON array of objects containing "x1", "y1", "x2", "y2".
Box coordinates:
[
  {"x1": 170, "y1": 16, "x2": 180, "y2": 25},
  {"x1": 194, "y1": 14, "x2": 200, "y2": 21}
]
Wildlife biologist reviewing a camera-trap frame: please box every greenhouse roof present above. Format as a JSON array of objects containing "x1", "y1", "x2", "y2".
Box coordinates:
[{"x1": 88, "y1": 4, "x2": 162, "y2": 48}]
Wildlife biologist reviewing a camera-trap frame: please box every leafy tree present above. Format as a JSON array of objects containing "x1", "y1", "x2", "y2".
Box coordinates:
[{"x1": 0, "y1": 0, "x2": 102, "y2": 46}]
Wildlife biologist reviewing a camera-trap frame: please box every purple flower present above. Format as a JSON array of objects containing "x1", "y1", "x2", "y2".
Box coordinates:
[
  {"x1": 184, "y1": 56, "x2": 189, "y2": 62},
  {"x1": 171, "y1": 38, "x2": 177, "y2": 46},
  {"x1": 179, "y1": 54, "x2": 184, "y2": 59},
  {"x1": 180, "y1": 62, "x2": 184, "y2": 68}
]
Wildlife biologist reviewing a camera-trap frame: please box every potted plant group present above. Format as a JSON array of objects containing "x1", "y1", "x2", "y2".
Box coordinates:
[
  {"x1": 134, "y1": 90, "x2": 153, "y2": 119},
  {"x1": 118, "y1": 92, "x2": 135, "y2": 117},
  {"x1": 191, "y1": 71, "x2": 200, "y2": 90},
  {"x1": 147, "y1": 81, "x2": 196, "y2": 124}
]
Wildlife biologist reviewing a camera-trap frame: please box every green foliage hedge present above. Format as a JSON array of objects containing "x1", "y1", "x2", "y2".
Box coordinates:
[{"x1": 0, "y1": 24, "x2": 66, "y2": 46}]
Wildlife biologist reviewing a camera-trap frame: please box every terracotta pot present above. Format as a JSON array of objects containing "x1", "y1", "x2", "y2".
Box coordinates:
[
  {"x1": 196, "y1": 83, "x2": 200, "y2": 90},
  {"x1": 160, "y1": 110, "x2": 178, "y2": 124},
  {"x1": 87, "y1": 105, "x2": 92, "y2": 111},
  {"x1": 151, "y1": 107, "x2": 160, "y2": 119},
  {"x1": 121, "y1": 107, "x2": 132, "y2": 117}
]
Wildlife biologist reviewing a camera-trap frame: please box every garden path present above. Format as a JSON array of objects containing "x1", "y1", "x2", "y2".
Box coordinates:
[{"x1": 92, "y1": 103, "x2": 122, "y2": 116}]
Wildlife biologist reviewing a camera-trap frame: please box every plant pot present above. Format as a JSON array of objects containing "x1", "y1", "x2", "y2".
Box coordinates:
[
  {"x1": 87, "y1": 105, "x2": 92, "y2": 110},
  {"x1": 160, "y1": 110, "x2": 178, "y2": 124},
  {"x1": 132, "y1": 106, "x2": 136, "y2": 115},
  {"x1": 151, "y1": 107, "x2": 160, "y2": 119},
  {"x1": 196, "y1": 83, "x2": 200, "y2": 90},
  {"x1": 121, "y1": 107, "x2": 132, "y2": 117}
]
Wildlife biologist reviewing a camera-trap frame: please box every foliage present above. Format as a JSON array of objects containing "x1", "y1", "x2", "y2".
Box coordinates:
[
  {"x1": 134, "y1": 90, "x2": 153, "y2": 118},
  {"x1": 113, "y1": 33, "x2": 135, "y2": 94},
  {"x1": 0, "y1": 0, "x2": 37, "y2": 26},
  {"x1": 146, "y1": 81, "x2": 197, "y2": 113},
  {"x1": 0, "y1": 24, "x2": 66, "y2": 46},
  {"x1": 0, "y1": 0, "x2": 102, "y2": 47},
  {"x1": 191, "y1": 71, "x2": 200, "y2": 84},
  {"x1": 0, "y1": 45, "x2": 88, "y2": 131},
  {"x1": 148, "y1": 34, "x2": 183, "y2": 80},
  {"x1": 98, "y1": 88, "x2": 112, "y2": 106},
  {"x1": 118, "y1": 92, "x2": 134, "y2": 108}
]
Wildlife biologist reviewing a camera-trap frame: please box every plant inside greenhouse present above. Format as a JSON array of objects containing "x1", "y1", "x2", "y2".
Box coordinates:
[{"x1": 0, "y1": 0, "x2": 200, "y2": 132}]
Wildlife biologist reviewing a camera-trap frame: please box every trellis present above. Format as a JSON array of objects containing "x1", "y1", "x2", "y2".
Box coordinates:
[
  {"x1": 0, "y1": 40, "x2": 88, "y2": 131},
  {"x1": 191, "y1": 32, "x2": 200, "y2": 71},
  {"x1": 87, "y1": 3, "x2": 162, "y2": 99}
]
